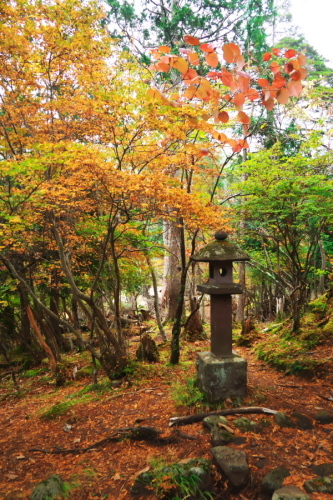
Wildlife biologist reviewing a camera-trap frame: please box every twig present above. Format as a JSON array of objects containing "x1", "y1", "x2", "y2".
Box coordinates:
[
  {"x1": 277, "y1": 384, "x2": 304, "y2": 389},
  {"x1": 169, "y1": 407, "x2": 277, "y2": 427}
]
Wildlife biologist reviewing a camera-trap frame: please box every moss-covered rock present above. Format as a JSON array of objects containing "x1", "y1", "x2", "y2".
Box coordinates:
[
  {"x1": 304, "y1": 476, "x2": 333, "y2": 494},
  {"x1": 274, "y1": 412, "x2": 296, "y2": 428},
  {"x1": 262, "y1": 467, "x2": 290, "y2": 494},
  {"x1": 234, "y1": 417, "x2": 261, "y2": 433}
]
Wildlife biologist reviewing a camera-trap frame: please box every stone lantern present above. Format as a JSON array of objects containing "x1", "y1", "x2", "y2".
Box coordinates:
[{"x1": 191, "y1": 231, "x2": 250, "y2": 403}]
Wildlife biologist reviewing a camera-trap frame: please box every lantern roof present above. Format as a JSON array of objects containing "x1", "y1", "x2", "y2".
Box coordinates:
[{"x1": 191, "y1": 231, "x2": 250, "y2": 262}]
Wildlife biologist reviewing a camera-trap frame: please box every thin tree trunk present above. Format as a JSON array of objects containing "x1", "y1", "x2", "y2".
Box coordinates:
[
  {"x1": 146, "y1": 255, "x2": 167, "y2": 341},
  {"x1": 319, "y1": 239, "x2": 326, "y2": 296}
]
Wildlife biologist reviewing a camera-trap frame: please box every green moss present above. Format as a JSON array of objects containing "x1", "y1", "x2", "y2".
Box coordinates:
[
  {"x1": 308, "y1": 295, "x2": 328, "y2": 315},
  {"x1": 40, "y1": 393, "x2": 94, "y2": 419}
]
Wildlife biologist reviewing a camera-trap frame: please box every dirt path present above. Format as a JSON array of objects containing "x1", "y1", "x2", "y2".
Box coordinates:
[{"x1": 0, "y1": 342, "x2": 333, "y2": 499}]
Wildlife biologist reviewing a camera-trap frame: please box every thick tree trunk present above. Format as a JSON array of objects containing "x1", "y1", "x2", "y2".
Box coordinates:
[{"x1": 162, "y1": 221, "x2": 182, "y2": 322}]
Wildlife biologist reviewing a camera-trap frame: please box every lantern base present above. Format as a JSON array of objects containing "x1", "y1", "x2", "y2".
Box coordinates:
[{"x1": 196, "y1": 351, "x2": 247, "y2": 403}]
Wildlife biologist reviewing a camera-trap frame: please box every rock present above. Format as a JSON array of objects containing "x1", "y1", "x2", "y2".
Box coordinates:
[
  {"x1": 234, "y1": 417, "x2": 260, "y2": 433},
  {"x1": 132, "y1": 458, "x2": 211, "y2": 499},
  {"x1": 211, "y1": 446, "x2": 249, "y2": 488},
  {"x1": 314, "y1": 410, "x2": 333, "y2": 424},
  {"x1": 211, "y1": 427, "x2": 234, "y2": 446},
  {"x1": 272, "y1": 485, "x2": 311, "y2": 500},
  {"x1": 274, "y1": 412, "x2": 296, "y2": 428},
  {"x1": 304, "y1": 476, "x2": 333, "y2": 494},
  {"x1": 203, "y1": 415, "x2": 228, "y2": 430},
  {"x1": 312, "y1": 463, "x2": 333, "y2": 477},
  {"x1": 203, "y1": 415, "x2": 234, "y2": 445},
  {"x1": 30, "y1": 475, "x2": 65, "y2": 500},
  {"x1": 255, "y1": 458, "x2": 266, "y2": 469},
  {"x1": 136, "y1": 334, "x2": 159, "y2": 363},
  {"x1": 262, "y1": 467, "x2": 290, "y2": 494},
  {"x1": 291, "y1": 412, "x2": 313, "y2": 430}
]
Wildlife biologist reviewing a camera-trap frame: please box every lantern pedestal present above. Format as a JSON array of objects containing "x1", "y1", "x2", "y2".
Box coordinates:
[{"x1": 197, "y1": 351, "x2": 247, "y2": 403}]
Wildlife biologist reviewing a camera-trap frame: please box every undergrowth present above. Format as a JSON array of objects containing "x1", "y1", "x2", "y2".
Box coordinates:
[
  {"x1": 141, "y1": 456, "x2": 213, "y2": 500},
  {"x1": 171, "y1": 375, "x2": 224, "y2": 411}
]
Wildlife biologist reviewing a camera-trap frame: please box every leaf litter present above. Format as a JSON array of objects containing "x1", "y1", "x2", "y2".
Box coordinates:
[{"x1": 0, "y1": 340, "x2": 333, "y2": 499}]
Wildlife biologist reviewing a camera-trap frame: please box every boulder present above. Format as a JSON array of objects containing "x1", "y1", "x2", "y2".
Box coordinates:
[
  {"x1": 272, "y1": 485, "x2": 311, "y2": 500},
  {"x1": 262, "y1": 467, "x2": 290, "y2": 494},
  {"x1": 274, "y1": 412, "x2": 296, "y2": 428},
  {"x1": 30, "y1": 475, "x2": 65, "y2": 500},
  {"x1": 312, "y1": 463, "x2": 333, "y2": 477},
  {"x1": 291, "y1": 412, "x2": 313, "y2": 430},
  {"x1": 304, "y1": 476, "x2": 333, "y2": 494},
  {"x1": 211, "y1": 446, "x2": 249, "y2": 488},
  {"x1": 314, "y1": 410, "x2": 333, "y2": 424}
]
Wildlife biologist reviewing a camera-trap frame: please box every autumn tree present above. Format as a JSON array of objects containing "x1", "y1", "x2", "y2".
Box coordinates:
[
  {"x1": 146, "y1": 35, "x2": 307, "y2": 360},
  {"x1": 0, "y1": 0, "x2": 228, "y2": 375}
]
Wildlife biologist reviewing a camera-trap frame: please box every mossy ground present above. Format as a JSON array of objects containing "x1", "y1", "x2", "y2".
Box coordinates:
[{"x1": 247, "y1": 294, "x2": 333, "y2": 376}]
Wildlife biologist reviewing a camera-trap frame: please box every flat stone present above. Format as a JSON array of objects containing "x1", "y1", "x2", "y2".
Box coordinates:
[
  {"x1": 274, "y1": 412, "x2": 296, "y2": 428},
  {"x1": 291, "y1": 412, "x2": 313, "y2": 430},
  {"x1": 203, "y1": 415, "x2": 228, "y2": 430},
  {"x1": 211, "y1": 446, "x2": 249, "y2": 488},
  {"x1": 262, "y1": 467, "x2": 290, "y2": 494},
  {"x1": 312, "y1": 463, "x2": 333, "y2": 477},
  {"x1": 234, "y1": 417, "x2": 261, "y2": 433},
  {"x1": 272, "y1": 485, "x2": 311, "y2": 500},
  {"x1": 30, "y1": 475, "x2": 65, "y2": 500},
  {"x1": 304, "y1": 476, "x2": 333, "y2": 494},
  {"x1": 197, "y1": 352, "x2": 247, "y2": 403},
  {"x1": 314, "y1": 410, "x2": 333, "y2": 424}
]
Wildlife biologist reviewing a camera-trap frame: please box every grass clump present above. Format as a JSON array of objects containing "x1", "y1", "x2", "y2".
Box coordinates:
[
  {"x1": 40, "y1": 393, "x2": 93, "y2": 419},
  {"x1": 171, "y1": 376, "x2": 206, "y2": 408},
  {"x1": 136, "y1": 457, "x2": 213, "y2": 500}
]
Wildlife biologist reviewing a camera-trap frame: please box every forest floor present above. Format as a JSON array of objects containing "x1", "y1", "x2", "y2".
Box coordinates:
[{"x1": 1, "y1": 325, "x2": 333, "y2": 500}]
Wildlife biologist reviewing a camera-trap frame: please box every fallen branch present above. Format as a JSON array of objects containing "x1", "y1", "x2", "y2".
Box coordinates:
[
  {"x1": 28, "y1": 426, "x2": 161, "y2": 454},
  {"x1": 169, "y1": 407, "x2": 277, "y2": 427},
  {"x1": 318, "y1": 394, "x2": 333, "y2": 402}
]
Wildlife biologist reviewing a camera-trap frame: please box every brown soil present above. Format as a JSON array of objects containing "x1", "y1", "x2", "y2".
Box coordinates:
[{"x1": 1, "y1": 338, "x2": 333, "y2": 500}]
